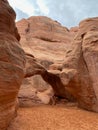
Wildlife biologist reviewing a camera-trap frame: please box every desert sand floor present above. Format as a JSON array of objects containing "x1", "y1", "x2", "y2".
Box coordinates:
[{"x1": 8, "y1": 105, "x2": 98, "y2": 130}]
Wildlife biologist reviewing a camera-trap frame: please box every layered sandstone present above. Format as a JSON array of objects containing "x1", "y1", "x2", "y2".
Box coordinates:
[
  {"x1": 59, "y1": 17, "x2": 98, "y2": 112},
  {"x1": 1, "y1": 1, "x2": 98, "y2": 130},
  {"x1": 16, "y1": 16, "x2": 73, "y2": 62},
  {"x1": 16, "y1": 16, "x2": 74, "y2": 106},
  {"x1": 0, "y1": 0, "x2": 25, "y2": 130},
  {"x1": 17, "y1": 16, "x2": 98, "y2": 112}
]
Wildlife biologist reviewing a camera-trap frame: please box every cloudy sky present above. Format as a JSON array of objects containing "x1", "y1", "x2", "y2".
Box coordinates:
[{"x1": 8, "y1": 0, "x2": 98, "y2": 28}]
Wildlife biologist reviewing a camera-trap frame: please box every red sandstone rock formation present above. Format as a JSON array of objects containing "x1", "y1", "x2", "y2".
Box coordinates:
[
  {"x1": 17, "y1": 16, "x2": 98, "y2": 112},
  {"x1": 1, "y1": 1, "x2": 98, "y2": 130},
  {"x1": 0, "y1": 0, "x2": 25, "y2": 130},
  {"x1": 16, "y1": 16, "x2": 74, "y2": 106},
  {"x1": 60, "y1": 17, "x2": 98, "y2": 112},
  {"x1": 16, "y1": 16, "x2": 73, "y2": 62}
]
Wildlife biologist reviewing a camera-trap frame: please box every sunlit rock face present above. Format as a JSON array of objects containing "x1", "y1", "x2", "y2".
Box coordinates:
[
  {"x1": 16, "y1": 16, "x2": 75, "y2": 106},
  {"x1": 16, "y1": 16, "x2": 73, "y2": 62},
  {"x1": 0, "y1": 0, "x2": 25, "y2": 130},
  {"x1": 17, "y1": 14, "x2": 98, "y2": 112}
]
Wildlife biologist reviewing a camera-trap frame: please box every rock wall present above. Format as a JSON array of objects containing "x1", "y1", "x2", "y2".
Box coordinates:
[
  {"x1": 16, "y1": 16, "x2": 74, "y2": 105},
  {"x1": 60, "y1": 17, "x2": 98, "y2": 112},
  {"x1": 17, "y1": 11, "x2": 98, "y2": 112},
  {"x1": 1, "y1": 1, "x2": 98, "y2": 130},
  {"x1": 0, "y1": 0, "x2": 25, "y2": 130}
]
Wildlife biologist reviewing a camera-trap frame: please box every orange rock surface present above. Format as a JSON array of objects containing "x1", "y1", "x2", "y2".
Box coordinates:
[
  {"x1": 17, "y1": 16, "x2": 98, "y2": 112},
  {"x1": 16, "y1": 16, "x2": 75, "y2": 106},
  {"x1": 60, "y1": 17, "x2": 98, "y2": 112},
  {"x1": 16, "y1": 16, "x2": 73, "y2": 62},
  {"x1": 0, "y1": 1, "x2": 25, "y2": 130},
  {"x1": 1, "y1": 1, "x2": 98, "y2": 130}
]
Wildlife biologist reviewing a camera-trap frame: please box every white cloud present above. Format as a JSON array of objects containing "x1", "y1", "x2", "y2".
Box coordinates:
[
  {"x1": 8, "y1": 0, "x2": 35, "y2": 16},
  {"x1": 36, "y1": 0, "x2": 49, "y2": 15},
  {"x1": 8, "y1": 0, "x2": 98, "y2": 28}
]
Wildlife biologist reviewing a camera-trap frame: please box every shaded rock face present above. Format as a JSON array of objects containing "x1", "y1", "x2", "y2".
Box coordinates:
[
  {"x1": 18, "y1": 53, "x2": 55, "y2": 106},
  {"x1": 0, "y1": 0, "x2": 20, "y2": 40},
  {"x1": 80, "y1": 18, "x2": 98, "y2": 111},
  {"x1": 60, "y1": 17, "x2": 98, "y2": 112},
  {"x1": 0, "y1": 0, "x2": 25, "y2": 130},
  {"x1": 18, "y1": 76, "x2": 52, "y2": 107}
]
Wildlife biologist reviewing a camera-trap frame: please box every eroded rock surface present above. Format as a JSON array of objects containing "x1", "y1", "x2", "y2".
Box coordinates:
[
  {"x1": 18, "y1": 53, "x2": 52, "y2": 106},
  {"x1": 17, "y1": 16, "x2": 74, "y2": 106},
  {"x1": 0, "y1": 1, "x2": 25, "y2": 130},
  {"x1": 60, "y1": 17, "x2": 98, "y2": 112},
  {"x1": 16, "y1": 16, "x2": 73, "y2": 62},
  {"x1": 17, "y1": 15, "x2": 98, "y2": 112}
]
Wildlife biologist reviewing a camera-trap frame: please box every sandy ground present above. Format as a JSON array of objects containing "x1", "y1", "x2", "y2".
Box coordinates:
[{"x1": 8, "y1": 105, "x2": 98, "y2": 130}]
